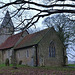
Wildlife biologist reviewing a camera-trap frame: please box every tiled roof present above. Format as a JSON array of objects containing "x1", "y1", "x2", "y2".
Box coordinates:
[
  {"x1": 0, "y1": 32, "x2": 22, "y2": 50},
  {"x1": 0, "y1": 28, "x2": 51, "y2": 50},
  {"x1": 15, "y1": 28, "x2": 50, "y2": 49}
]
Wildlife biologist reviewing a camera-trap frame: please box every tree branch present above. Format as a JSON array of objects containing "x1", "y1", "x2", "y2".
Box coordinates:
[{"x1": 0, "y1": 1, "x2": 75, "y2": 9}]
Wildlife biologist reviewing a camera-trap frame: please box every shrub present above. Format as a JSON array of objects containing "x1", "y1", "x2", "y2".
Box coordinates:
[
  {"x1": 19, "y1": 60, "x2": 22, "y2": 65},
  {"x1": 12, "y1": 59, "x2": 17, "y2": 69},
  {"x1": 5, "y1": 58, "x2": 9, "y2": 66}
]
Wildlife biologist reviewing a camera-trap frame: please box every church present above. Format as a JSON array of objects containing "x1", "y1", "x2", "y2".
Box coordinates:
[{"x1": 0, "y1": 11, "x2": 68, "y2": 67}]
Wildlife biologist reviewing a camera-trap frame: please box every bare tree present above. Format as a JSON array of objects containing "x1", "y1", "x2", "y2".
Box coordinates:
[
  {"x1": 43, "y1": 13, "x2": 75, "y2": 59},
  {"x1": 0, "y1": 0, "x2": 75, "y2": 32}
]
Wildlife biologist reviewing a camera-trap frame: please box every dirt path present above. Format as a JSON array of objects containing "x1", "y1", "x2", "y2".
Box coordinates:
[{"x1": 0, "y1": 67, "x2": 75, "y2": 75}]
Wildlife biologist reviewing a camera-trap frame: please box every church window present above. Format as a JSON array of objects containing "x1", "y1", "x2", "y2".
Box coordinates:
[
  {"x1": 18, "y1": 52, "x2": 20, "y2": 58},
  {"x1": 49, "y1": 41, "x2": 55, "y2": 57},
  {"x1": 8, "y1": 50, "x2": 10, "y2": 58},
  {"x1": 26, "y1": 50, "x2": 29, "y2": 57}
]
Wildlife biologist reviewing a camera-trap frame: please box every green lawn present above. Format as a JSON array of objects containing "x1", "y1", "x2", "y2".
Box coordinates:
[
  {"x1": 37, "y1": 66, "x2": 75, "y2": 71},
  {"x1": 0, "y1": 64, "x2": 30, "y2": 68},
  {"x1": 0, "y1": 64, "x2": 75, "y2": 71},
  {"x1": 68, "y1": 64, "x2": 75, "y2": 67}
]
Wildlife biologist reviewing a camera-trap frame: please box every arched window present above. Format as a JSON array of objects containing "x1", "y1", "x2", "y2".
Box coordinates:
[{"x1": 49, "y1": 41, "x2": 55, "y2": 57}]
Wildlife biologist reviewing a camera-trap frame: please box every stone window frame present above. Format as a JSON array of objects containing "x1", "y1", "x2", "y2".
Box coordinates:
[{"x1": 49, "y1": 41, "x2": 55, "y2": 57}]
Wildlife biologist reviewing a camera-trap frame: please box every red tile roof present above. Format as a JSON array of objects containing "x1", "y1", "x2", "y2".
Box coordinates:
[
  {"x1": 15, "y1": 28, "x2": 50, "y2": 49},
  {"x1": 0, "y1": 32, "x2": 22, "y2": 50},
  {"x1": 0, "y1": 28, "x2": 52, "y2": 50}
]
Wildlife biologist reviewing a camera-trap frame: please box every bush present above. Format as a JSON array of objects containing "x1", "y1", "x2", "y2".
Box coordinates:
[
  {"x1": 5, "y1": 58, "x2": 9, "y2": 66},
  {"x1": 19, "y1": 60, "x2": 22, "y2": 65}
]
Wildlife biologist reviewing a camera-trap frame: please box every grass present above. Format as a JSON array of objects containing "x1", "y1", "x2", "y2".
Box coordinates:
[
  {"x1": 0, "y1": 64, "x2": 13, "y2": 67},
  {"x1": 0, "y1": 64, "x2": 30, "y2": 68},
  {"x1": 0, "y1": 64, "x2": 75, "y2": 71},
  {"x1": 68, "y1": 64, "x2": 75, "y2": 67},
  {"x1": 36, "y1": 66, "x2": 75, "y2": 71}
]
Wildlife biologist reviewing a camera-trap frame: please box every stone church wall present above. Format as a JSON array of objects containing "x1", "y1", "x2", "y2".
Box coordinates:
[
  {"x1": 38, "y1": 28, "x2": 64, "y2": 67},
  {"x1": 0, "y1": 51, "x2": 2, "y2": 64},
  {"x1": 16, "y1": 47, "x2": 36, "y2": 66}
]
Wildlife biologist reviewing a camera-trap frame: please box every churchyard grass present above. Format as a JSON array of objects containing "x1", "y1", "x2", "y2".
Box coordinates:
[
  {"x1": 68, "y1": 64, "x2": 75, "y2": 67},
  {"x1": 0, "y1": 64, "x2": 75, "y2": 75}
]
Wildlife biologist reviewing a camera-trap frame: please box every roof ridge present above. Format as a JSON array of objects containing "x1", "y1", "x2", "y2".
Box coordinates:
[{"x1": 23, "y1": 28, "x2": 50, "y2": 38}]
